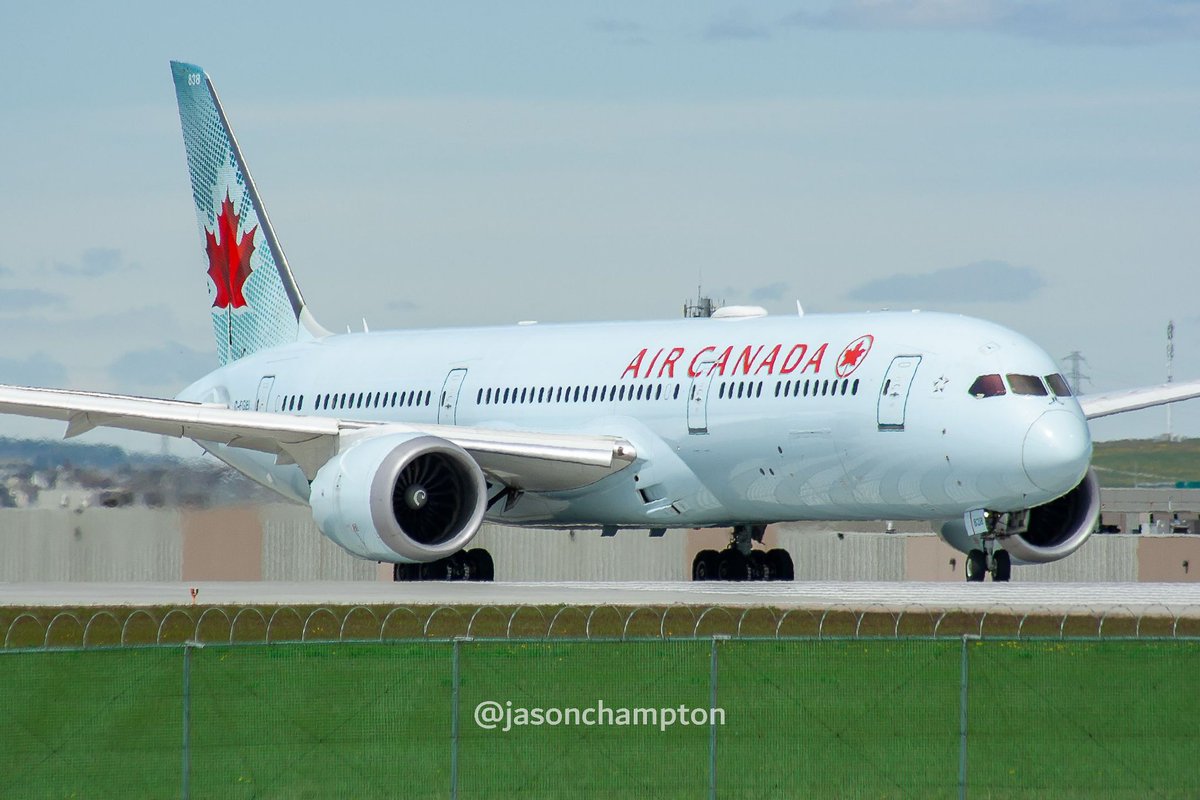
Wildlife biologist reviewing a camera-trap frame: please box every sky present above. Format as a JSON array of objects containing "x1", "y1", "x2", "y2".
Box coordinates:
[{"x1": 1, "y1": 1, "x2": 1198, "y2": 453}]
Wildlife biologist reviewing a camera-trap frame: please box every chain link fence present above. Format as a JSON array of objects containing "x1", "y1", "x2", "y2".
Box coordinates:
[{"x1": 1, "y1": 637, "x2": 1198, "y2": 798}]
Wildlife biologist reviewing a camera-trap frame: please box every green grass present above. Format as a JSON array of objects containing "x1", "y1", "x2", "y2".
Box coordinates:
[
  {"x1": 1, "y1": 640, "x2": 1198, "y2": 798},
  {"x1": 1092, "y1": 437, "x2": 1200, "y2": 487}
]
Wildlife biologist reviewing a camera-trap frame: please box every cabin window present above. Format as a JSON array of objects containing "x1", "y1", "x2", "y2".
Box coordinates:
[
  {"x1": 1008, "y1": 374, "x2": 1048, "y2": 396},
  {"x1": 1045, "y1": 373, "x2": 1072, "y2": 397},
  {"x1": 852, "y1": 379, "x2": 860, "y2": 396},
  {"x1": 673, "y1": 384, "x2": 681, "y2": 400},
  {"x1": 655, "y1": 384, "x2": 663, "y2": 400}
]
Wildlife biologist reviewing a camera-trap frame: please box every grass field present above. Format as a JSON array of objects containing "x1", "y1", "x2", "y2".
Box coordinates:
[
  {"x1": 1092, "y1": 437, "x2": 1200, "y2": 487},
  {"x1": 1, "y1": 638, "x2": 1197, "y2": 798}
]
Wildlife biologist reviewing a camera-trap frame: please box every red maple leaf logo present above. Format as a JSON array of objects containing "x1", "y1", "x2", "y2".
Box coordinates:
[
  {"x1": 205, "y1": 191, "x2": 257, "y2": 310},
  {"x1": 836, "y1": 335, "x2": 874, "y2": 378}
]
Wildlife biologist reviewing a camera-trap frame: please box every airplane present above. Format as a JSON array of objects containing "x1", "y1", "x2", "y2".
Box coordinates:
[{"x1": 1, "y1": 61, "x2": 1196, "y2": 584}]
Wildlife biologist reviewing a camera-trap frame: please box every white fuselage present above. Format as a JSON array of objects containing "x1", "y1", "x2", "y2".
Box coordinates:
[{"x1": 178, "y1": 310, "x2": 1092, "y2": 529}]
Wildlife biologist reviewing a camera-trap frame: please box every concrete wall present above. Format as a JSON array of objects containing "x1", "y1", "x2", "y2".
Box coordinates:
[{"x1": 0, "y1": 503, "x2": 1192, "y2": 582}]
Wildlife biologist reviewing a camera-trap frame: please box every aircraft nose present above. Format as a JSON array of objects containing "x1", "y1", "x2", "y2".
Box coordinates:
[{"x1": 1022, "y1": 409, "x2": 1092, "y2": 494}]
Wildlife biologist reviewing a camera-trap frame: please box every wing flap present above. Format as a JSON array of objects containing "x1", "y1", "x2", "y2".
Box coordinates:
[{"x1": 0, "y1": 384, "x2": 635, "y2": 490}]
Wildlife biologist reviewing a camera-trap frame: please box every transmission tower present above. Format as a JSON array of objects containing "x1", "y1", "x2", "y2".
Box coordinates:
[
  {"x1": 1167, "y1": 320, "x2": 1175, "y2": 439},
  {"x1": 1061, "y1": 351, "x2": 1091, "y2": 396}
]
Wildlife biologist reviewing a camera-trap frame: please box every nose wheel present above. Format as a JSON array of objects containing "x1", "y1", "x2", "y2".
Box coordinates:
[{"x1": 965, "y1": 546, "x2": 1011, "y2": 582}]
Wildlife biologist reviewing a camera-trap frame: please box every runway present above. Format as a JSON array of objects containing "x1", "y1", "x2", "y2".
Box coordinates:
[{"x1": 2, "y1": 581, "x2": 1200, "y2": 615}]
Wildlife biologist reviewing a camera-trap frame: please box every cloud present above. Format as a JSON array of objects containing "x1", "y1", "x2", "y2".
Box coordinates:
[
  {"x1": 0, "y1": 352, "x2": 68, "y2": 388},
  {"x1": 387, "y1": 299, "x2": 421, "y2": 313},
  {"x1": 590, "y1": 17, "x2": 651, "y2": 45},
  {"x1": 784, "y1": 0, "x2": 1200, "y2": 45},
  {"x1": 705, "y1": 11, "x2": 772, "y2": 41},
  {"x1": 54, "y1": 247, "x2": 127, "y2": 278},
  {"x1": 107, "y1": 341, "x2": 214, "y2": 389},
  {"x1": 0, "y1": 264, "x2": 12, "y2": 278},
  {"x1": 845, "y1": 260, "x2": 1045, "y2": 304},
  {"x1": 0, "y1": 289, "x2": 66, "y2": 312},
  {"x1": 749, "y1": 281, "x2": 790, "y2": 302}
]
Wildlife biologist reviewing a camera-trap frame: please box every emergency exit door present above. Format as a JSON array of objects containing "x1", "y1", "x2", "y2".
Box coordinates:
[{"x1": 438, "y1": 369, "x2": 468, "y2": 424}]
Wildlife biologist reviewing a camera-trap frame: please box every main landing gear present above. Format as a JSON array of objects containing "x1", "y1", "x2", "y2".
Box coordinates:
[
  {"x1": 692, "y1": 524, "x2": 795, "y2": 582},
  {"x1": 965, "y1": 545, "x2": 1011, "y2": 583},
  {"x1": 393, "y1": 549, "x2": 495, "y2": 582}
]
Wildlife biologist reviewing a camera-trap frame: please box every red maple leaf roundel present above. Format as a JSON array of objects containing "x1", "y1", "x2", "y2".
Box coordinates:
[
  {"x1": 205, "y1": 191, "x2": 257, "y2": 310},
  {"x1": 835, "y1": 334, "x2": 874, "y2": 378}
]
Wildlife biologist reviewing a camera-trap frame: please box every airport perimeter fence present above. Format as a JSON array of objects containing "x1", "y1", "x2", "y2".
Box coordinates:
[
  {"x1": 5, "y1": 602, "x2": 1200, "y2": 647},
  {"x1": 1, "y1": 637, "x2": 1199, "y2": 799}
]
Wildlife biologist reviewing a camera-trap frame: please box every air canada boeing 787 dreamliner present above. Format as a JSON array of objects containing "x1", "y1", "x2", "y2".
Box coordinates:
[{"x1": 1, "y1": 62, "x2": 1196, "y2": 583}]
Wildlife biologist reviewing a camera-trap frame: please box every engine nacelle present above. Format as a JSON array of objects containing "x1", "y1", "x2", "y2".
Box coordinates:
[
  {"x1": 939, "y1": 469, "x2": 1100, "y2": 564},
  {"x1": 310, "y1": 433, "x2": 487, "y2": 563}
]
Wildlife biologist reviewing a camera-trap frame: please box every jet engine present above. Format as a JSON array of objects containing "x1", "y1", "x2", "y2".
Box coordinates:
[
  {"x1": 939, "y1": 469, "x2": 1100, "y2": 564},
  {"x1": 309, "y1": 433, "x2": 487, "y2": 563}
]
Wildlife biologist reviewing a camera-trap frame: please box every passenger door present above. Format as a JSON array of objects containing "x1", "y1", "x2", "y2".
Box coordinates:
[
  {"x1": 877, "y1": 356, "x2": 921, "y2": 430},
  {"x1": 687, "y1": 363, "x2": 715, "y2": 434},
  {"x1": 255, "y1": 376, "x2": 275, "y2": 412}
]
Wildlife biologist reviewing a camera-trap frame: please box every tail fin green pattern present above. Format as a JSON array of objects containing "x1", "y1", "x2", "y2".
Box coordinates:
[{"x1": 170, "y1": 61, "x2": 326, "y2": 365}]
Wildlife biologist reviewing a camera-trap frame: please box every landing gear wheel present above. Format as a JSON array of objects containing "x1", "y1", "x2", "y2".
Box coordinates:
[
  {"x1": 748, "y1": 551, "x2": 769, "y2": 581},
  {"x1": 965, "y1": 549, "x2": 987, "y2": 582},
  {"x1": 717, "y1": 550, "x2": 749, "y2": 581},
  {"x1": 768, "y1": 549, "x2": 795, "y2": 581},
  {"x1": 393, "y1": 549, "x2": 495, "y2": 582},
  {"x1": 692, "y1": 550, "x2": 720, "y2": 581},
  {"x1": 466, "y1": 549, "x2": 495, "y2": 582},
  {"x1": 992, "y1": 549, "x2": 1012, "y2": 583}
]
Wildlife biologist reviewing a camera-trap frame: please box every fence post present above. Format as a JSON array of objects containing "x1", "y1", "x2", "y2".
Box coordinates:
[
  {"x1": 710, "y1": 635, "x2": 726, "y2": 800},
  {"x1": 959, "y1": 635, "x2": 974, "y2": 800},
  {"x1": 451, "y1": 638, "x2": 461, "y2": 800},
  {"x1": 181, "y1": 641, "x2": 203, "y2": 800}
]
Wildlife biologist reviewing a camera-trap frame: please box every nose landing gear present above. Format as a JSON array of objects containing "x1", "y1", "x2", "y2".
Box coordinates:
[{"x1": 965, "y1": 543, "x2": 1011, "y2": 583}]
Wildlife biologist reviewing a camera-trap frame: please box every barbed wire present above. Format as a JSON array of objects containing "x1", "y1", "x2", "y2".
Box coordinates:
[{"x1": 1, "y1": 603, "x2": 1198, "y2": 649}]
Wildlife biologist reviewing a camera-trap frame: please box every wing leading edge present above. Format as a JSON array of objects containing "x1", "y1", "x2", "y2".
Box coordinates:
[
  {"x1": 0, "y1": 384, "x2": 636, "y2": 492},
  {"x1": 1079, "y1": 379, "x2": 1200, "y2": 420}
]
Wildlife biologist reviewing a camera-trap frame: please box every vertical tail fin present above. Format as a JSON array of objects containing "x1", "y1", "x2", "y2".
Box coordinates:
[{"x1": 170, "y1": 61, "x2": 327, "y2": 365}]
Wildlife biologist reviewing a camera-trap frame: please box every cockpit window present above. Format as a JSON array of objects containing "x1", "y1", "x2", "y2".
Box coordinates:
[
  {"x1": 1045, "y1": 373, "x2": 1072, "y2": 397},
  {"x1": 968, "y1": 374, "x2": 1006, "y2": 398},
  {"x1": 1007, "y1": 374, "x2": 1048, "y2": 396}
]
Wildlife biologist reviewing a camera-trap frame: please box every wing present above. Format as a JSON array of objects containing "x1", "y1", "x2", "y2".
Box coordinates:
[
  {"x1": 0, "y1": 384, "x2": 636, "y2": 491},
  {"x1": 1079, "y1": 379, "x2": 1200, "y2": 420}
]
